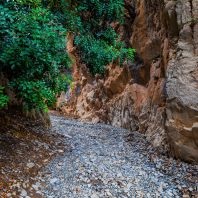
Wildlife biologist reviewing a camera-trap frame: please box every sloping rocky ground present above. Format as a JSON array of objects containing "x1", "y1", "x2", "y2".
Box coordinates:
[
  {"x1": 0, "y1": 112, "x2": 70, "y2": 197},
  {"x1": 1, "y1": 114, "x2": 197, "y2": 197}
]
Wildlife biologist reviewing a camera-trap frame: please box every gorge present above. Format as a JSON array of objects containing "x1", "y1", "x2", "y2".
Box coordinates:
[
  {"x1": 0, "y1": 0, "x2": 198, "y2": 197},
  {"x1": 59, "y1": 0, "x2": 198, "y2": 163}
]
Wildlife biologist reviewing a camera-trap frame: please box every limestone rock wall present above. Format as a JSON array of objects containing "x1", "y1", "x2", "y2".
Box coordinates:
[
  {"x1": 165, "y1": 0, "x2": 198, "y2": 162},
  {"x1": 60, "y1": 0, "x2": 198, "y2": 163}
]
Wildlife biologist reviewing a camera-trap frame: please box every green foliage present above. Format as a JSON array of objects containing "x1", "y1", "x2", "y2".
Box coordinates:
[
  {"x1": 11, "y1": 80, "x2": 56, "y2": 112},
  {"x1": 46, "y1": 0, "x2": 135, "y2": 74},
  {"x1": 0, "y1": 86, "x2": 9, "y2": 109},
  {"x1": 74, "y1": 35, "x2": 135, "y2": 74},
  {"x1": 0, "y1": 1, "x2": 71, "y2": 112},
  {"x1": 0, "y1": 0, "x2": 135, "y2": 113}
]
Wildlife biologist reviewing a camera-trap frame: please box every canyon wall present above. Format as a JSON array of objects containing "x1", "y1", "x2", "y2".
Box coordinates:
[{"x1": 59, "y1": 0, "x2": 198, "y2": 163}]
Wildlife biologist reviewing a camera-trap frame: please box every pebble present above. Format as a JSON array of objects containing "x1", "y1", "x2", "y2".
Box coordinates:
[
  {"x1": 26, "y1": 162, "x2": 35, "y2": 169},
  {"x1": 50, "y1": 178, "x2": 59, "y2": 184},
  {"x1": 58, "y1": 150, "x2": 64, "y2": 153},
  {"x1": 21, "y1": 189, "x2": 27, "y2": 197},
  {"x1": 105, "y1": 189, "x2": 112, "y2": 196},
  {"x1": 188, "y1": 187, "x2": 193, "y2": 191},
  {"x1": 91, "y1": 193, "x2": 100, "y2": 198}
]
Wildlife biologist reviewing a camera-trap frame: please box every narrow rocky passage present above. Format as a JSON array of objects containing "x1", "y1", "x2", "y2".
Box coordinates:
[{"x1": 35, "y1": 115, "x2": 197, "y2": 198}]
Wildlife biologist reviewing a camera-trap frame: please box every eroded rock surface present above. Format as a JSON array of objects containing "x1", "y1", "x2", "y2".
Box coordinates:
[
  {"x1": 60, "y1": 0, "x2": 198, "y2": 163},
  {"x1": 165, "y1": 0, "x2": 198, "y2": 163}
]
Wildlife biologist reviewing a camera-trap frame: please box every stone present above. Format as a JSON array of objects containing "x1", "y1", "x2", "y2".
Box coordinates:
[
  {"x1": 91, "y1": 193, "x2": 99, "y2": 198},
  {"x1": 105, "y1": 189, "x2": 112, "y2": 196},
  {"x1": 26, "y1": 162, "x2": 35, "y2": 169},
  {"x1": 21, "y1": 189, "x2": 27, "y2": 197},
  {"x1": 50, "y1": 178, "x2": 59, "y2": 184},
  {"x1": 58, "y1": 150, "x2": 64, "y2": 153}
]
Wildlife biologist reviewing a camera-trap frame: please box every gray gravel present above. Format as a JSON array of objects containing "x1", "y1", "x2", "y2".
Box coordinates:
[{"x1": 37, "y1": 115, "x2": 197, "y2": 198}]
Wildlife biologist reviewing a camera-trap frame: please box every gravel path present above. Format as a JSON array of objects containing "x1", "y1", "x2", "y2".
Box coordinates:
[{"x1": 37, "y1": 115, "x2": 197, "y2": 198}]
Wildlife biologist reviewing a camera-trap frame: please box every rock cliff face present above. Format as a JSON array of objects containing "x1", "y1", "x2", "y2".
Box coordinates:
[
  {"x1": 165, "y1": 0, "x2": 198, "y2": 162},
  {"x1": 59, "y1": 0, "x2": 198, "y2": 163}
]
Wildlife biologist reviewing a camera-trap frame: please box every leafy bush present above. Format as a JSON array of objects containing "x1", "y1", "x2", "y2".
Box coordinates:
[
  {"x1": 46, "y1": 0, "x2": 136, "y2": 74},
  {"x1": 0, "y1": 1, "x2": 71, "y2": 112}
]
